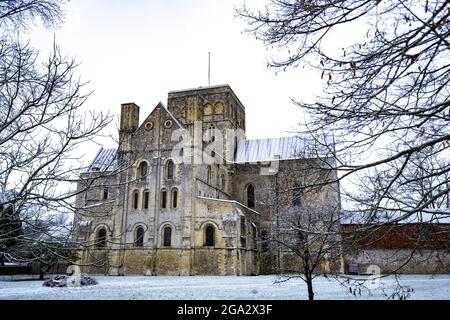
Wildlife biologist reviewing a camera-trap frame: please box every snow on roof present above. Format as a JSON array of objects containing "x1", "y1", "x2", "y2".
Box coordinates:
[
  {"x1": 87, "y1": 147, "x2": 117, "y2": 173},
  {"x1": 234, "y1": 135, "x2": 333, "y2": 163},
  {"x1": 341, "y1": 209, "x2": 450, "y2": 225}
]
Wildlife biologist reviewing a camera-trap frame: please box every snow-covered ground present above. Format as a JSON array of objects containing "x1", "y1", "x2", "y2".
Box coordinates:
[{"x1": 0, "y1": 275, "x2": 449, "y2": 300}]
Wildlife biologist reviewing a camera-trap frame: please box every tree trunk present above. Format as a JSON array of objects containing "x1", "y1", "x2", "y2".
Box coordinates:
[
  {"x1": 306, "y1": 275, "x2": 314, "y2": 301},
  {"x1": 39, "y1": 262, "x2": 44, "y2": 280}
]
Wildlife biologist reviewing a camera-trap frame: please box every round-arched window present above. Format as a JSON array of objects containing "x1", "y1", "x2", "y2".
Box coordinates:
[
  {"x1": 204, "y1": 225, "x2": 215, "y2": 247},
  {"x1": 135, "y1": 226, "x2": 144, "y2": 247},
  {"x1": 96, "y1": 227, "x2": 107, "y2": 248}
]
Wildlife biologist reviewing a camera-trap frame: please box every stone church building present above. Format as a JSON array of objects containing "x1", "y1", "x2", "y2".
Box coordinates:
[{"x1": 73, "y1": 84, "x2": 341, "y2": 276}]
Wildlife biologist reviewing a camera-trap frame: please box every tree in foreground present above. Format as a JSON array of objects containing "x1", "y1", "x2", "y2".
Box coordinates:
[
  {"x1": 237, "y1": 0, "x2": 449, "y2": 219},
  {"x1": 0, "y1": 0, "x2": 112, "y2": 271},
  {"x1": 238, "y1": 0, "x2": 450, "y2": 298}
]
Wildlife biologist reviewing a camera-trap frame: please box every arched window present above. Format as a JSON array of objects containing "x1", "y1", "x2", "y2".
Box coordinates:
[
  {"x1": 171, "y1": 188, "x2": 178, "y2": 209},
  {"x1": 261, "y1": 230, "x2": 269, "y2": 252},
  {"x1": 138, "y1": 161, "x2": 148, "y2": 179},
  {"x1": 292, "y1": 184, "x2": 301, "y2": 207},
  {"x1": 143, "y1": 189, "x2": 150, "y2": 209},
  {"x1": 103, "y1": 188, "x2": 109, "y2": 200},
  {"x1": 161, "y1": 189, "x2": 167, "y2": 209},
  {"x1": 208, "y1": 124, "x2": 216, "y2": 142},
  {"x1": 166, "y1": 160, "x2": 174, "y2": 180},
  {"x1": 96, "y1": 227, "x2": 107, "y2": 248},
  {"x1": 204, "y1": 225, "x2": 215, "y2": 246},
  {"x1": 246, "y1": 184, "x2": 255, "y2": 208},
  {"x1": 135, "y1": 226, "x2": 144, "y2": 247},
  {"x1": 132, "y1": 190, "x2": 139, "y2": 210},
  {"x1": 163, "y1": 226, "x2": 172, "y2": 247}
]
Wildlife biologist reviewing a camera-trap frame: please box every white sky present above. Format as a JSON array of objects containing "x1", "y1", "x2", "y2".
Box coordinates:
[{"x1": 27, "y1": 0, "x2": 323, "y2": 158}]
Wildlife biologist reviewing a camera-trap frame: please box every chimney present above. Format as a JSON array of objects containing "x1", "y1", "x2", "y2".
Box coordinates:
[{"x1": 119, "y1": 103, "x2": 140, "y2": 153}]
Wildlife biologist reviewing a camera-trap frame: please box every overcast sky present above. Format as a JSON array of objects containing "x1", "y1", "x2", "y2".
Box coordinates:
[{"x1": 27, "y1": 0, "x2": 325, "y2": 155}]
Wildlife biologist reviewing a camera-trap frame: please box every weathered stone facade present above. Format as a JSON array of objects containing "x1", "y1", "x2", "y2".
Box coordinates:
[{"x1": 73, "y1": 85, "x2": 340, "y2": 275}]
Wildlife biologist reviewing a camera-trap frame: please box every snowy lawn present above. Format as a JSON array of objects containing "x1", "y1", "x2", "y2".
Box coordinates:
[{"x1": 0, "y1": 274, "x2": 449, "y2": 300}]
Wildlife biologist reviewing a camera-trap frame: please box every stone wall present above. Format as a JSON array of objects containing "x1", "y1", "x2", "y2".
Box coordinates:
[{"x1": 344, "y1": 249, "x2": 450, "y2": 274}]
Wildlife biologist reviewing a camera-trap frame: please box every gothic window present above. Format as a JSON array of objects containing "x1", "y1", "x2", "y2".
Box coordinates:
[
  {"x1": 214, "y1": 102, "x2": 224, "y2": 114},
  {"x1": 96, "y1": 227, "x2": 107, "y2": 248},
  {"x1": 204, "y1": 103, "x2": 213, "y2": 115},
  {"x1": 292, "y1": 184, "x2": 301, "y2": 207},
  {"x1": 204, "y1": 225, "x2": 215, "y2": 246},
  {"x1": 138, "y1": 161, "x2": 148, "y2": 179},
  {"x1": 166, "y1": 160, "x2": 175, "y2": 180},
  {"x1": 103, "y1": 188, "x2": 108, "y2": 200},
  {"x1": 135, "y1": 226, "x2": 144, "y2": 247},
  {"x1": 143, "y1": 189, "x2": 150, "y2": 209},
  {"x1": 161, "y1": 189, "x2": 167, "y2": 209},
  {"x1": 163, "y1": 226, "x2": 172, "y2": 247},
  {"x1": 132, "y1": 190, "x2": 139, "y2": 210},
  {"x1": 171, "y1": 188, "x2": 178, "y2": 209},
  {"x1": 246, "y1": 184, "x2": 255, "y2": 208}
]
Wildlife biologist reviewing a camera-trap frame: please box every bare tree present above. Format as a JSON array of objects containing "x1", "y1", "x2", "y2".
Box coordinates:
[
  {"x1": 0, "y1": 0, "x2": 112, "y2": 270},
  {"x1": 256, "y1": 157, "x2": 343, "y2": 300},
  {"x1": 237, "y1": 0, "x2": 450, "y2": 219}
]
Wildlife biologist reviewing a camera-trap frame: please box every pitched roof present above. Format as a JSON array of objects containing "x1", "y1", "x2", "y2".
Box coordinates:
[
  {"x1": 340, "y1": 209, "x2": 450, "y2": 225},
  {"x1": 86, "y1": 147, "x2": 117, "y2": 172},
  {"x1": 159, "y1": 102, "x2": 184, "y2": 129},
  {"x1": 234, "y1": 135, "x2": 333, "y2": 163}
]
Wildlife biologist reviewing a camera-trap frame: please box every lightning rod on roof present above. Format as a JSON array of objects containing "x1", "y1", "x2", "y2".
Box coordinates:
[{"x1": 208, "y1": 51, "x2": 211, "y2": 86}]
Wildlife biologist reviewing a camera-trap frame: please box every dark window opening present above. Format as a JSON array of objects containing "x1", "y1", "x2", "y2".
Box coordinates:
[
  {"x1": 240, "y1": 236, "x2": 247, "y2": 248},
  {"x1": 161, "y1": 190, "x2": 167, "y2": 208},
  {"x1": 96, "y1": 228, "x2": 107, "y2": 248},
  {"x1": 166, "y1": 160, "x2": 174, "y2": 180},
  {"x1": 293, "y1": 184, "x2": 301, "y2": 207},
  {"x1": 139, "y1": 162, "x2": 148, "y2": 179},
  {"x1": 132, "y1": 191, "x2": 139, "y2": 210},
  {"x1": 135, "y1": 227, "x2": 144, "y2": 247},
  {"x1": 261, "y1": 230, "x2": 269, "y2": 252},
  {"x1": 163, "y1": 226, "x2": 172, "y2": 247},
  {"x1": 205, "y1": 225, "x2": 215, "y2": 246},
  {"x1": 172, "y1": 189, "x2": 178, "y2": 208},
  {"x1": 143, "y1": 190, "x2": 149, "y2": 209},
  {"x1": 246, "y1": 184, "x2": 255, "y2": 208},
  {"x1": 103, "y1": 188, "x2": 108, "y2": 200}
]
